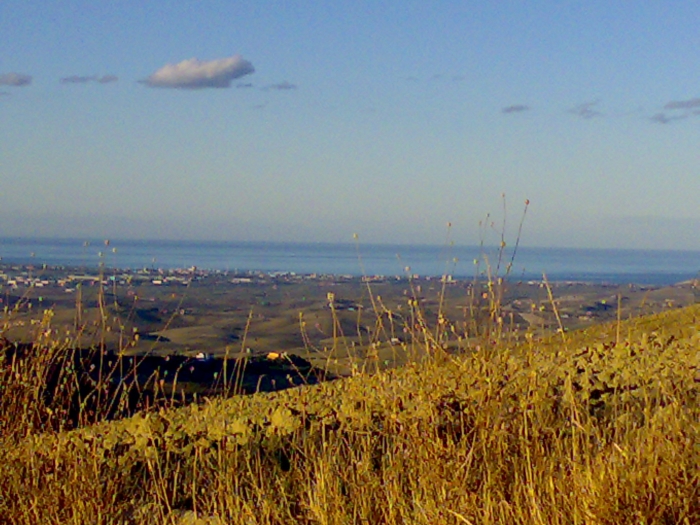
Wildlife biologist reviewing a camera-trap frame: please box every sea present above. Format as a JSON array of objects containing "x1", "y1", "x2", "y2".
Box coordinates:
[{"x1": 1, "y1": 237, "x2": 699, "y2": 286}]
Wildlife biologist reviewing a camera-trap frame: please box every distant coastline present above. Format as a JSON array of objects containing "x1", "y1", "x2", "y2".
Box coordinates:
[{"x1": 1, "y1": 237, "x2": 699, "y2": 285}]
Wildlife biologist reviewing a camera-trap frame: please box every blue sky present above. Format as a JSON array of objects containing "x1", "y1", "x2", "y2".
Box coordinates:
[{"x1": 1, "y1": 1, "x2": 700, "y2": 249}]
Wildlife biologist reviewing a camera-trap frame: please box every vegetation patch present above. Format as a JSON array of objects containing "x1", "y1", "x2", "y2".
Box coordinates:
[{"x1": 1, "y1": 305, "x2": 699, "y2": 524}]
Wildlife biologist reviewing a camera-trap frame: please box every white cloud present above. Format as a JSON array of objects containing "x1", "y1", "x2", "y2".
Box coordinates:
[
  {"x1": 141, "y1": 55, "x2": 254, "y2": 89},
  {"x1": 0, "y1": 73, "x2": 32, "y2": 86}
]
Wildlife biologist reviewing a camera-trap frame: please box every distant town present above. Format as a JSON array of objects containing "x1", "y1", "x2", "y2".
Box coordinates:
[{"x1": 0, "y1": 261, "x2": 479, "y2": 295}]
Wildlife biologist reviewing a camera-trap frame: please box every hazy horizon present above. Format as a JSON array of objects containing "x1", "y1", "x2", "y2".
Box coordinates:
[
  {"x1": 2, "y1": 2, "x2": 700, "y2": 250},
  {"x1": 4, "y1": 217, "x2": 700, "y2": 253}
]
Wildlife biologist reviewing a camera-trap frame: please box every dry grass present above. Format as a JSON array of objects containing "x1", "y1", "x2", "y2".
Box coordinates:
[
  {"x1": 1, "y1": 222, "x2": 698, "y2": 524},
  {"x1": 1, "y1": 292, "x2": 699, "y2": 524}
]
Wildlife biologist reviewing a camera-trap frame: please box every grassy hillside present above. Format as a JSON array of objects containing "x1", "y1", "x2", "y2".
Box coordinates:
[{"x1": 1, "y1": 303, "x2": 699, "y2": 524}]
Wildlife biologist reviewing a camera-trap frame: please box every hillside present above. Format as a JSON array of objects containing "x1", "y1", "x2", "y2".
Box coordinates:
[{"x1": 2, "y1": 305, "x2": 699, "y2": 524}]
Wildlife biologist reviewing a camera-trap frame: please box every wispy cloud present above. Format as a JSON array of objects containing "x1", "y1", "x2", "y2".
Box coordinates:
[
  {"x1": 236, "y1": 82, "x2": 254, "y2": 88},
  {"x1": 263, "y1": 81, "x2": 297, "y2": 91},
  {"x1": 97, "y1": 75, "x2": 118, "y2": 84},
  {"x1": 140, "y1": 55, "x2": 254, "y2": 89},
  {"x1": 502, "y1": 104, "x2": 530, "y2": 114},
  {"x1": 649, "y1": 112, "x2": 688, "y2": 124},
  {"x1": 0, "y1": 73, "x2": 32, "y2": 87},
  {"x1": 61, "y1": 74, "x2": 118, "y2": 84},
  {"x1": 569, "y1": 100, "x2": 602, "y2": 119},
  {"x1": 61, "y1": 75, "x2": 92, "y2": 84},
  {"x1": 664, "y1": 98, "x2": 700, "y2": 110}
]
